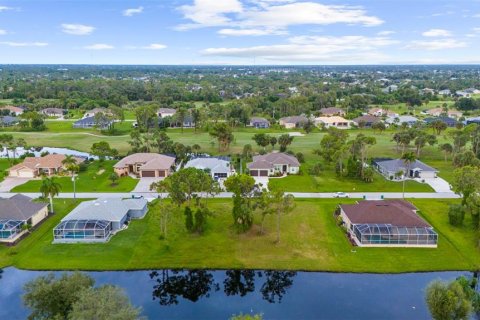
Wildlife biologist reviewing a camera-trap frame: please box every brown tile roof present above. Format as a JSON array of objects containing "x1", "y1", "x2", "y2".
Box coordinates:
[
  {"x1": 248, "y1": 152, "x2": 300, "y2": 170},
  {"x1": 340, "y1": 200, "x2": 430, "y2": 228},
  {"x1": 0, "y1": 105, "x2": 23, "y2": 113},
  {"x1": 114, "y1": 153, "x2": 175, "y2": 170},
  {"x1": 9, "y1": 154, "x2": 84, "y2": 171}
]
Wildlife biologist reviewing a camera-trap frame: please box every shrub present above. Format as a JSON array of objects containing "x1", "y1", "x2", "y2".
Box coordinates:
[
  {"x1": 309, "y1": 163, "x2": 323, "y2": 176},
  {"x1": 296, "y1": 152, "x2": 305, "y2": 163},
  {"x1": 448, "y1": 204, "x2": 465, "y2": 226}
]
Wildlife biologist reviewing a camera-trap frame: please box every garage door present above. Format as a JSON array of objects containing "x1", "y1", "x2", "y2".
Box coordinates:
[
  {"x1": 250, "y1": 170, "x2": 259, "y2": 176},
  {"x1": 158, "y1": 170, "x2": 166, "y2": 177},
  {"x1": 18, "y1": 170, "x2": 35, "y2": 178},
  {"x1": 214, "y1": 173, "x2": 227, "y2": 178},
  {"x1": 141, "y1": 171, "x2": 156, "y2": 177},
  {"x1": 259, "y1": 170, "x2": 268, "y2": 177}
]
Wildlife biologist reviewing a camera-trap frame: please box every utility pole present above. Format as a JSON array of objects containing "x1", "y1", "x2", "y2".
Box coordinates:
[{"x1": 72, "y1": 174, "x2": 77, "y2": 199}]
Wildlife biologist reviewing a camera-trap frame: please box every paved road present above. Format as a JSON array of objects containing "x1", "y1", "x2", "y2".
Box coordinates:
[{"x1": 0, "y1": 191, "x2": 461, "y2": 199}]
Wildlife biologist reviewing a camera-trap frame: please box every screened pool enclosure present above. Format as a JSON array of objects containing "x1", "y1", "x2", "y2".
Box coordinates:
[
  {"x1": 352, "y1": 224, "x2": 438, "y2": 246},
  {"x1": 0, "y1": 220, "x2": 24, "y2": 239},
  {"x1": 53, "y1": 220, "x2": 112, "y2": 242}
]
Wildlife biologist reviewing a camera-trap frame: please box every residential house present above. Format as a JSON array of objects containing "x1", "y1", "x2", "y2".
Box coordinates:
[
  {"x1": 170, "y1": 115, "x2": 195, "y2": 128},
  {"x1": 83, "y1": 108, "x2": 112, "y2": 118},
  {"x1": 53, "y1": 198, "x2": 148, "y2": 243},
  {"x1": 381, "y1": 85, "x2": 398, "y2": 93},
  {"x1": 0, "y1": 105, "x2": 23, "y2": 116},
  {"x1": 456, "y1": 91, "x2": 471, "y2": 98},
  {"x1": 385, "y1": 115, "x2": 420, "y2": 127},
  {"x1": 184, "y1": 157, "x2": 234, "y2": 179},
  {"x1": 279, "y1": 115, "x2": 308, "y2": 129},
  {"x1": 0, "y1": 194, "x2": 49, "y2": 243},
  {"x1": 319, "y1": 107, "x2": 346, "y2": 117},
  {"x1": 114, "y1": 153, "x2": 176, "y2": 178},
  {"x1": 157, "y1": 108, "x2": 176, "y2": 118},
  {"x1": 438, "y1": 89, "x2": 451, "y2": 96},
  {"x1": 352, "y1": 115, "x2": 382, "y2": 127},
  {"x1": 249, "y1": 117, "x2": 270, "y2": 129},
  {"x1": 464, "y1": 88, "x2": 480, "y2": 94},
  {"x1": 372, "y1": 158, "x2": 438, "y2": 180},
  {"x1": 41, "y1": 108, "x2": 65, "y2": 118},
  {"x1": 368, "y1": 107, "x2": 385, "y2": 117},
  {"x1": 466, "y1": 117, "x2": 480, "y2": 125},
  {"x1": 0, "y1": 116, "x2": 18, "y2": 127},
  {"x1": 9, "y1": 154, "x2": 85, "y2": 178},
  {"x1": 314, "y1": 116, "x2": 352, "y2": 129},
  {"x1": 247, "y1": 152, "x2": 300, "y2": 177},
  {"x1": 424, "y1": 116, "x2": 457, "y2": 127},
  {"x1": 339, "y1": 200, "x2": 437, "y2": 247},
  {"x1": 73, "y1": 116, "x2": 113, "y2": 129},
  {"x1": 426, "y1": 108, "x2": 462, "y2": 119}
]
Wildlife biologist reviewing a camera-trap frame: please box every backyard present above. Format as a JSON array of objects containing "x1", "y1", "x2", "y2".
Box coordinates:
[
  {"x1": 11, "y1": 160, "x2": 138, "y2": 193},
  {"x1": 0, "y1": 198, "x2": 477, "y2": 273}
]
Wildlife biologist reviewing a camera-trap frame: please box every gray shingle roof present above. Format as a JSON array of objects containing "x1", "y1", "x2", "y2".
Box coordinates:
[
  {"x1": 248, "y1": 152, "x2": 300, "y2": 170},
  {"x1": 374, "y1": 159, "x2": 438, "y2": 173},
  {"x1": 0, "y1": 194, "x2": 48, "y2": 221},
  {"x1": 62, "y1": 198, "x2": 147, "y2": 222}
]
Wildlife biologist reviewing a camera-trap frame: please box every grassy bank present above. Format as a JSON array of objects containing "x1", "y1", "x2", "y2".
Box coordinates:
[
  {"x1": 11, "y1": 160, "x2": 138, "y2": 193},
  {"x1": 0, "y1": 198, "x2": 477, "y2": 273}
]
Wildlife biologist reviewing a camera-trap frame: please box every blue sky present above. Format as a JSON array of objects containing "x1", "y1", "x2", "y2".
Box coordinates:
[{"x1": 0, "y1": 0, "x2": 479, "y2": 64}]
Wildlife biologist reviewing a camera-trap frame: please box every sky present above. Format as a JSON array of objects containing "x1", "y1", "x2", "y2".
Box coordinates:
[{"x1": 0, "y1": 0, "x2": 480, "y2": 65}]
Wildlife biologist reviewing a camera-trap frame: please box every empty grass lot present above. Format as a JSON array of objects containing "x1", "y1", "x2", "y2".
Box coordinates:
[
  {"x1": 0, "y1": 198, "x2": 478, "y2": 272},
  {"x1": 11, "y1": 160, "x2": 138, "y2": 193}
]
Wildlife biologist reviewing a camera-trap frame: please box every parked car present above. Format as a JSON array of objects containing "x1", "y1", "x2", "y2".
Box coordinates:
[{"x1": 334, "y1": 192, "x2": 349, "y2": 198}]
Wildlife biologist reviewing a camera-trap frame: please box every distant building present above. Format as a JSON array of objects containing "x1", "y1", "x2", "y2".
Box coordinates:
[
  {"x1": 425, "y1": 108, "x2": 462, "y2": 119},
  {"x1": 279, "y1": 116, "x2": 308, "y2": 129},
  {"x1": 0, "y1": 105, "x2": 23, "y2": 116},
  {"x1": 249, "y1": 117, "x2": 270, "y2": 129},
  {"x1": 319, "y1": 107, "x2": 346, "y2": 117},
  {"x1": 73, "y1": 116, "x2": 112, "y2": 129},
  {"x1": 0, "y1": 116, "x2": 18, "y2": 127},
  {"x1": 41, "y1": 108, "x2": 65, "y2": 118},
  {"x1": 424, "y1": 116, "x2": 457, "y2": 127},
  {"x1": 385, "y1": 115, "x2": 420, "y2": 127},
  {"x1": 438, "y1": 89, "x2": 451, "y2": 96},
  {"x1": 157, "y1": 108, "x2": 176, "y2": 118},
  {"x1": 83, "y1": 108, "x2": 112, "y2": 119},
  {"x1": 352, "y1": 115, "x2": 382, "y2": 127},
  {"x1": 314, "y1": 116, "x2": 352, "y2": 129}
]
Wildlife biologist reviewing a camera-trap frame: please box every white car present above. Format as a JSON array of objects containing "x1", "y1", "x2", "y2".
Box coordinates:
[{"x1": 334, "y1": 192, "x2": 349, "y2": 198}]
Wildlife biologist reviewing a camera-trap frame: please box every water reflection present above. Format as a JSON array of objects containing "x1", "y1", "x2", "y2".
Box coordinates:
[{"x1": 150, "y1": 270, "x2": 297, "y2": 306}]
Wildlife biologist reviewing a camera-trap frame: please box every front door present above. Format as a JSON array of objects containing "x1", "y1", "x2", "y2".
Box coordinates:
[{"x1": 282, "y1": 165, "x2": 287, "y2": 172}]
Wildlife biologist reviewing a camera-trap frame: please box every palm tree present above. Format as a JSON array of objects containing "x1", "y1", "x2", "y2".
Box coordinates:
[
  {"x1": 61, "y1": 155, "x2": 79, "y2": 176},
  {"x1": 40, "y1": 177, "x2": 62, "y2": 213},
  {"x1": 401, "y1": 152, "x2": 417, "y2": 199}
]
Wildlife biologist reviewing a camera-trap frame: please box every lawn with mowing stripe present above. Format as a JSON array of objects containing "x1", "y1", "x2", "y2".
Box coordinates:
[
  {"x1": 1, "y1": 198, "x2": 477, "y2": 272},
  {"x1": 11, "y1": 160, "x2": 138, "y2": 193}
]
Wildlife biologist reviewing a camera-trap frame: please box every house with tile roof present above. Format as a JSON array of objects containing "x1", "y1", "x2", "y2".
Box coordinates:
[
  {"x1": 184, "y1": 157, "x2": 234, "y2": 179},
  {"x1": 114, "y1": 153, "x2": 176, "y2": 178},
  {"x1": 9, "y1": 154, "x2": 85, "y2": 178}
]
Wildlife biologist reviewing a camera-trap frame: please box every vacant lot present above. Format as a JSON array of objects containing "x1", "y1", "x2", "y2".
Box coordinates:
[{"x1": 0, "y1": 198, "x2": 477, "y2": 273}]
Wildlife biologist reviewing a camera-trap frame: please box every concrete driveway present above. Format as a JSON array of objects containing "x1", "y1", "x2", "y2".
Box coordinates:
[
  {"x1": 420, "y1": 177, "x2": 452, "y2": 193},
  {"x1": 253, "y1": 177, "x2": 269, "y2": 190},
  {"x1": 0, "y1": 177, "x2": 31, "y2": 192},
  {"x1": 132, "y1": 177, "x2": 164, "y2": 193}
]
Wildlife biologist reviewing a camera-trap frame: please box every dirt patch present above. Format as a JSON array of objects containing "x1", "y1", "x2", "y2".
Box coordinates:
[{"x1": 97, "y1": 169, "x2": 105, "y2": 175}]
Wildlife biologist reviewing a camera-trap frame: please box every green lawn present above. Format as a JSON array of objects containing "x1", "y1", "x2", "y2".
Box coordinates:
[
  {"x1": 0, "y1": 198, "x2": 478, "y2": 272},
  {"x1": 0, "y1": 159, "x2": 11, "y2": 182},
  {"x1": 11, "y1": 160, "x2": 138, "y2": 193},
  {"x1": 269, "y1": 167, "x2": 434, "y2": 192}
]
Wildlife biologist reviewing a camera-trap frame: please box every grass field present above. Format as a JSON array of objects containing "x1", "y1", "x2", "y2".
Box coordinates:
[
  {"x1": 11, "y1": 160, "x2": 138, "y2": 193},
  {"x1": 0, "y1": 198, "x2": 477, "y2": 272},
  {"x1": 0, "y1": 159, "x2": 11, "y2": 182}
]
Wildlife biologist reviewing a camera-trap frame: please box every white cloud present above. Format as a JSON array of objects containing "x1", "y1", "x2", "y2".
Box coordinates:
[
  {"x1": 202, "y1": 35, "x2": 396, "y2": 62},
  {"x1": 0, "y1": 6, "x2": 13, "y2": 12},
  {"x1": 0, "y1": 29, "x2": 7, "y2": 35},
  {"x1": 177, "y1": 0, "x2": 383, "y2": 34},
  {"x1": 142, "y1": 43, "x2": 167, "y2": 50},
  {"x1": 0, "y1": 42, "x2": 48, "y2": 47},
  {"x1": 84, "y1": 43, "x2": 114, "y2": 50},
  {"x1": 123, "y1": 6, "x2": 144, "y2": 17},
  {"x1": 177, "y1": 0, "x2": 243, "y2": 30},
  {"x1": 377, "y1": 30, "x2": 395, "y2": 36},
  {"x1": 422, "y1": 28, "x2": 452, "y2": 37},
  {"x1": 405, "y1": 39, "x2": 466, "y2": 50},
  {"x1": 218, "y1": 28, "x2": 286, "y2": 36},
  {"x1": 61, "y1": 24, "x2": 95, "y2": 35}
]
